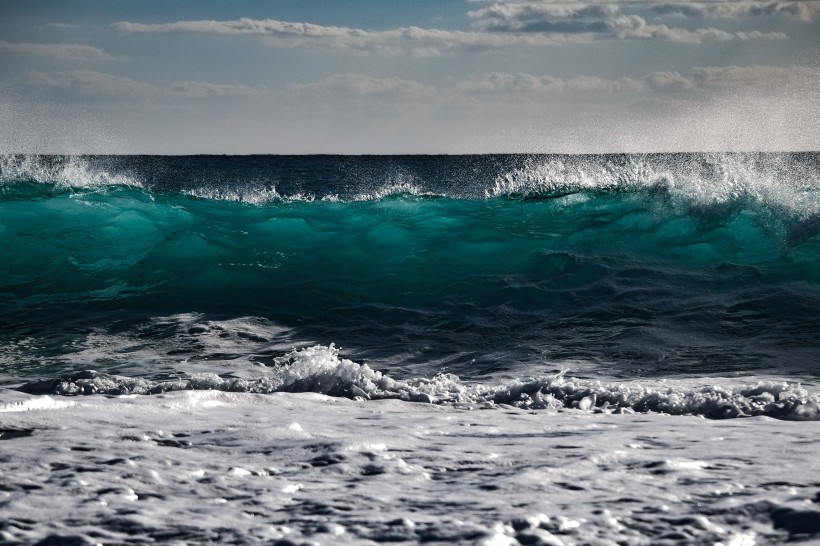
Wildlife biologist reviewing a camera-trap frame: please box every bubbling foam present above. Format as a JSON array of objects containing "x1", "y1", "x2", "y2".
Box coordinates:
[{"x1": 17, "y1": 344, "x2": 820, "y2": 421}]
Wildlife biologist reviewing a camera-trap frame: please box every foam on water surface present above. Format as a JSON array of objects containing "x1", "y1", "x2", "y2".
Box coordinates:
[
  {"x1": 0, "y1": 394, "x2": 75, "y2": 413},
  {"x1": 15, "y1": 344, "x2": 820, "y2": 421},
  {"x1": 0, "y1": 388, "x2": 818, "y2": 545},
  {"x1": 2, "y1": 153, "x2": 820, "y2": 544}
]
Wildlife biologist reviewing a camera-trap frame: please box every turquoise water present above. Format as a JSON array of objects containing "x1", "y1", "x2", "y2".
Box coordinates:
[
  {"x1": 1, "y1": 153, "x2": 819, "y2": 385},
  {"x1": 3, "y1": 154, "x2": 820, "y2": 546}
]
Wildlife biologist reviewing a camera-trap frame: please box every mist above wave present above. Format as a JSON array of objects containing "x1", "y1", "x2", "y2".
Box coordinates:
[
  {"x1": 0, "y1": 154, "x2": 142, "y2": 190},
  {"x1": 3, "y1": 153, "x2": 819, "y2": 382},
  {"x1": 2, "y1": 153, "x2": 818, "y2": 215},
  {"x1": 490, "y1": 153, "x2": 820, "y2": 221}
]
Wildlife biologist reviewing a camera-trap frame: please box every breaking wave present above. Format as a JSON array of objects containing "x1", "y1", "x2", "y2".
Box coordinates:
[
  {"x1": 2, "y1": 153, "x2": 819, "y2": 390},
  {"x1": 0, "y1": 154, "x2": 142, "y2": 190},
  {"x1": 15, "y1": 344, "x2": 820, "y2": 421}
]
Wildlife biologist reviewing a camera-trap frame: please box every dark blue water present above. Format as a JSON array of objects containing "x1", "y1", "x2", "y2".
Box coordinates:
[{"x1": 2, "y1": 153, "x2": 819, "y2": 386}]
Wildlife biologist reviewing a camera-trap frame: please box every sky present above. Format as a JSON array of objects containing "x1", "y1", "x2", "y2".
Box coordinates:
[{"x1": 1, "y1": 0, "x2": 819, "y2": 153}]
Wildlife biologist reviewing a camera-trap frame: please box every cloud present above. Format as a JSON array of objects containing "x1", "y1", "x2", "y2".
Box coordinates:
[
  {"x1": 468, "y1": 4, "x2": 620, "y2": 32},
  {"x1": 468, "y1": 3, "x2": 788, "y2": 42},
  {"x1": 111, "y1": 10, "x2": 783, "y2": 56},
  {"x1": 25, "y1": 70, "x2": 268, "y2": 100},
  {"x1": 631, "y1": 65, "x2": 820, "y2": 93},
  {"x1": 167, "y1": 81, "x2": 267, "y2": 98},
  {"x1": 113, "y1": 18, "x2": 583, "y2": 56},
  {"x1": 0, "y1": 40, "x2": 124, "y2": 61},
  {"x1": 26, "y1": 65, "x2": 817, "y2": 104},
  {"x1": 469, "y1": 0, "x2": 820, "y2": 22},
  {"x1": 455, "y1": 65, "x2": 820, "y2": 95},
  {"x1": 291, "y1": 73, "x2": 436, "y2": 98},
  {"x1": 456, "y1": 72, "x2": 645, "y2": 93},
  {"x1": 650, "y1": 2, "x2": 820, "y2": 21},
  {"x1": 643, "y1": 71, "x2": 696, "y2": 91},
  {"x1": 25, "y1": 69, "x2": 159, "y2": 98},
  {"x1": 689, "y1": 65, "x2": 820, "y2": 88},
  {"x1": 113, "y1": 19, "x2": 353, "y2": 37}
]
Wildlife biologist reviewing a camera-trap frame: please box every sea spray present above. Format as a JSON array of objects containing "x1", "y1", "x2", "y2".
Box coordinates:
[
  {"x1": 2, "y1": 154, "x2": 819, "y2": 381},
  {"x1": 3, "y1": 154, "x2": 820, "y2": 545},
  {"x1": 15, "y1": 344, "x2": 820, "y2": 420}
]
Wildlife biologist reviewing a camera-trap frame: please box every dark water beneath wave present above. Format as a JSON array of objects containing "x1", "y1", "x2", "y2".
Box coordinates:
[
  {"x1": 1, "y1": 153, "x2": 819, "y2": 392},
  {"x1": 4, "y1": 153, "x2": 820, "y2": 546}
]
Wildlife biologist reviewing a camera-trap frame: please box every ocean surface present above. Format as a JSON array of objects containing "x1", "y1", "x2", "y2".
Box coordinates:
[{"x1": 1, "y1": 153, "x2": 819, "y2": 545}]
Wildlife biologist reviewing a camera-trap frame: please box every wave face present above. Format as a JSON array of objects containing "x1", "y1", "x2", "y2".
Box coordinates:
[{"x1": 2, "y1": 153, "x2": 820, "y2": 400}]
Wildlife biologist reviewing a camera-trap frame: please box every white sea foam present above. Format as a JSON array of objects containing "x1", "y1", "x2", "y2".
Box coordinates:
[
  {"x1": 182, "y1": 183, "x2": 318, "y2": 205},
  {"x1": 0, "y1": 394, "x2": 74, "y2": 412},
  {"x1": 180, "y1": 173, "x2": 434, "y2": 204},
  {"x1": 490, "y1": 154, "x2": 820, "y2": 218},
  {"x1": 17, "y1": 344, "x2": 820, "y2": 421},
  {"x1": 351, "y1": 171, "x2": 443, "y2": 201},
  {"x1": 183, "y1": 184, "x2": 285, "y2": 204},
  {"x1": 0, "y1": 154, "x2": 142, "y2": 189},
  {"x1": 0, "y1": 387, "x2": 817, "y2": 544}
]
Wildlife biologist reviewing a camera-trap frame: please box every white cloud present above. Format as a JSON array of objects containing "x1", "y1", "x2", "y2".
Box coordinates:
[
  {"x1": 111, "y1": 11, "x2": 782, "y2": 56},
  {"x1": 690, "y1": 65, "x2": 820, "y2": 88},
  {"x1": 0, "y1": 40, "x2": 124, "y2": 61},
  {"x1": 291, "y1": 73, "x2": 436, "y2": 98},
  {"x1": 113, "y1": 18, "x2": 354, "y2": 37},
  {"x1": 470, "y1": 0, "x2": 820, "y2": 22},
  {"x1": 456, "y1": 72, "x2": 645, "y2": 93},
  {"x1": 468, "y1": 3, "x2": 787, "y2": 42},
  {"x1": 455, "y1": 65, "x2": 820, "y2": 95},
  {"x1": 25, "y1": 69, "x2": 158, "y2": 98},
  {"x1": 608, "y1": 15, "x2": 736, "y2": 41},
  {"x1": 24, "y1": 70, "x2": 268, "y2": 100},
  {"x1": 650, "y1": 2, "x2": 820, "y2": 21},
  {"x1": 26, "y1": 65, "x2": 817, "y2": 104},
  {"x1": 468, "y1": 4, "x2": 620, "y2": 32},
  {"x1": 113, "y1": 19, "x2": 585, "y2": 56},
  {"x1": 167, "y1": 81, "x2": 267, "y2": 99},
  {"x1": 644, "y1": 71, "x2": 696, "y2": 91}
]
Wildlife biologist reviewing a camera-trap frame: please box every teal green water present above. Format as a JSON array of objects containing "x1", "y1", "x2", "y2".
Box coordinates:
[{"x1": 1, "y1": 154, "x2": 820, "y2": 383}]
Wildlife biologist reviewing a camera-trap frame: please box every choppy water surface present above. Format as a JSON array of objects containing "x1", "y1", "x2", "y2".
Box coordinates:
[{"x1": 1, "y1": 153, "x2": 819, "y2": 544}]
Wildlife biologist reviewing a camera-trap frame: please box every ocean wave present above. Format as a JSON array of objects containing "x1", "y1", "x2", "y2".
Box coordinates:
[
  {"x1": 2, "y1": 153, "x2": 818, "y2": 215},
  {"x1": 180, "y1": 178, "x2": 440, "y2": 205},
  {"x1": 16, "y1": 344, "x2": 820, "y2": 420},
  {"x1": 348, "y1": 172, "x2": 444, "y2": 201},
  {"x1": 0, "y1": 154, "x2": 142, "y2": 190},
  {"x1": 489, "y1": 153, "x2": 820, "y2": 218},
  {"x1": 2, "y1": 164, "x2": 819, "y2": 378},
  {"x1": 183, "y1": 184, "x2": 289, "y2": 205},
  {"x1": 3, "y1": 154, "x2": 819, "y2": 381}
]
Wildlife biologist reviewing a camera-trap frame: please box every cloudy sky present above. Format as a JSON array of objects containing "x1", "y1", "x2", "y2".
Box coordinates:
[{"x1": 1, "y1": 0, "x2": 819, "y2": 153}]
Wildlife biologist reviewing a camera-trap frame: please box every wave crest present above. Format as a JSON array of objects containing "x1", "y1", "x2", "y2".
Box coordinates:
[
  {"x1": 0, "y1": 154, "x2": 142, "y2": 189},
  {"x1": 3, "y1": 154, "x2": 818, "y2": 216},
  {"x1": 490, "y1": 154, "x2": 820, "y2": 218},
  {"x1": 183, "y1": 184, "x2": 287, "y2": 205},
  {"x1": 350, "y1": 172, "x2": 441, "y2": 202},
  {"x1": 17, "y1": 344, "x2": 820, "y2": 421}
]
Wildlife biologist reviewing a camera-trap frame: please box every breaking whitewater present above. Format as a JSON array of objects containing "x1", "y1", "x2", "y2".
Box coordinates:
[{"x1": 1, "y1": 153, "x2": 819, "y2": 545}]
